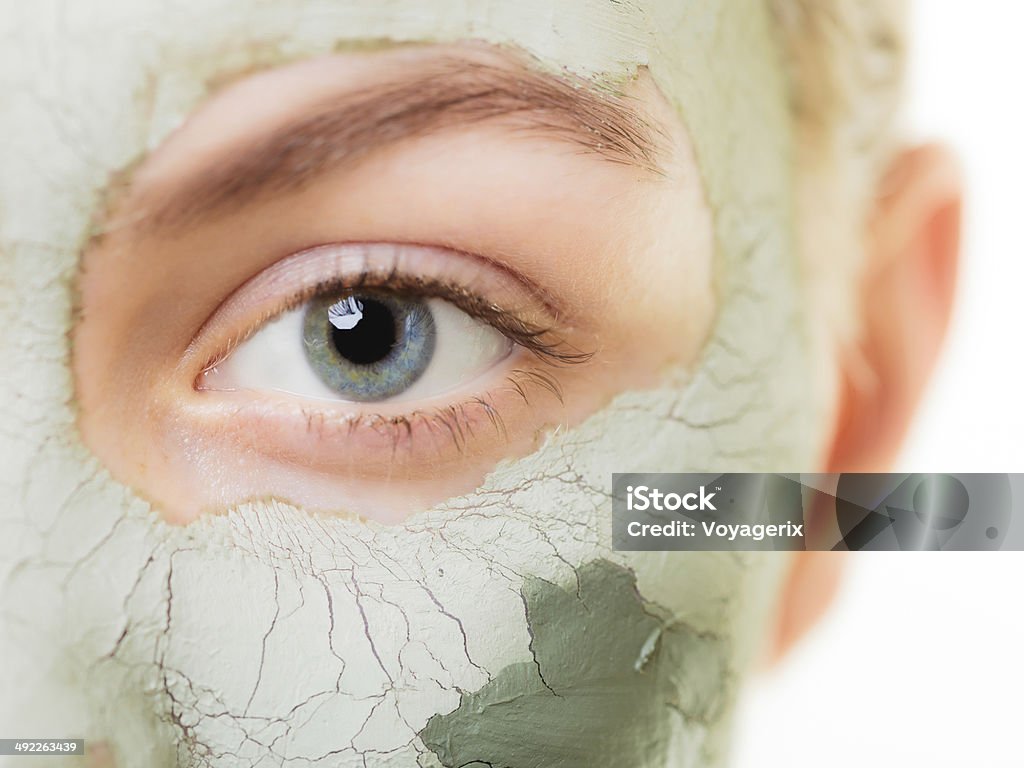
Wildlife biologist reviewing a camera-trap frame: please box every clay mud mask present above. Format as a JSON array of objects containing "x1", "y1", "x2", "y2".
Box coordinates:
[{"x1": 0, "y1": 1, "x2": 821, "y2": 766}]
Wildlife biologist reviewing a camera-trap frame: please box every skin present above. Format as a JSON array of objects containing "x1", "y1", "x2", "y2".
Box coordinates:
[
  {"x1": 74, "y1": 47, "x2": 715, "y2": 523},
  {"x1": 0, "y1": 1, "x2": 961, "y2": 766}
]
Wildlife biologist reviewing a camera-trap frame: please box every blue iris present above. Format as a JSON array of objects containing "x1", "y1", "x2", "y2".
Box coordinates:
[{"x1": 302, "y1": 292, "x2": 436, "y2": 401}]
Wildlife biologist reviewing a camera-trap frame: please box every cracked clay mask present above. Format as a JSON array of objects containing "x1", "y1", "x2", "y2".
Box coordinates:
[{"x1": 0, "y1": 1, "x2": 821, "y2": 766}]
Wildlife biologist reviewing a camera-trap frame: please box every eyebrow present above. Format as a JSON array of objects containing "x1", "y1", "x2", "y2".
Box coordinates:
[{"x1": 135, "y1": 57, "x2": 666, "y2": 232}]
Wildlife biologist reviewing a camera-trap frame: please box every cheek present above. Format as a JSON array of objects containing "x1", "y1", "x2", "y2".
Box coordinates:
[{"x1": 10, "y1": 382, "x2": 773, "y2": 767}]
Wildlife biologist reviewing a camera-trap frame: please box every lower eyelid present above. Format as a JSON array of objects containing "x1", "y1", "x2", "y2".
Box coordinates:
[{"x1": 179, "y1": 364, "x2": 565, "y2": 472}]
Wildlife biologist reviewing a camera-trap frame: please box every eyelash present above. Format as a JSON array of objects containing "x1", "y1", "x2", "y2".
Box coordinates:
[{"x1": 297, "y1": 368, "x2": 563, "y2": 454}]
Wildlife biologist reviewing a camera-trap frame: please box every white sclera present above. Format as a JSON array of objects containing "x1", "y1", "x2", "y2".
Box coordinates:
[{"x1": 204, "y1": 298, "x2": 513, "y2": 404}]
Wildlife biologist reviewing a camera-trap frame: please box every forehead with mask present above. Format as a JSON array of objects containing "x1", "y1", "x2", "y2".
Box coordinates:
[{"x1": 0, "y1": 1, "x2": 921, "y2": 767}]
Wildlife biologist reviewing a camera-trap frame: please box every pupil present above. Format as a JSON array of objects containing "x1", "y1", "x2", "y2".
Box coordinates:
[{"x1": 329, "y1": 297, "x2": 396, "y2": 365}]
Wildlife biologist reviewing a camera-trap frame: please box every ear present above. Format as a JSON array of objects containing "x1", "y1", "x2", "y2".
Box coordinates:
[
  {"x1": 767, "y1": 145, "x2": 963, "y2": 664},
  {"x1": 827, "y1": 143, "x2": 963, "y2": 473}
]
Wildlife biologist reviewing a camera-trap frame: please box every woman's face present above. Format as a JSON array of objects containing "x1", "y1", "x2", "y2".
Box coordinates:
[{"x1": 0, "y1": 2, "x2": 826, "y2": 766}]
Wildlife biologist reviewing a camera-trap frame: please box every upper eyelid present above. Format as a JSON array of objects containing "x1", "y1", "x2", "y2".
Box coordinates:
[{"x1": 180, "y1": 241, "x2": 588, "y2": 377}]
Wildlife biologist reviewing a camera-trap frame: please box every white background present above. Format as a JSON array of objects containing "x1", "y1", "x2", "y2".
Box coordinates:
[{"x1": 734, "y1": 3, "x2": 1024, "y2": 766}]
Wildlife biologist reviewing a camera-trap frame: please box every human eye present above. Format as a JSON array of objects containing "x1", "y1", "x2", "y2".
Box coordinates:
[
  {"x1": 184, "y1": 242, "x2": 589, "y2": 460},
  {"x1": 211, "y1": 288, "x2": 511, "y2": 404}
]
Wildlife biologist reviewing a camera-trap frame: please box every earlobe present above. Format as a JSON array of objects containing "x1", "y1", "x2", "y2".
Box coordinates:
[{"x1": 827, "y1": 143, "x2": 963, "y2": 473}]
